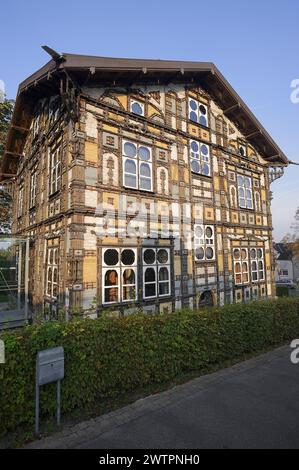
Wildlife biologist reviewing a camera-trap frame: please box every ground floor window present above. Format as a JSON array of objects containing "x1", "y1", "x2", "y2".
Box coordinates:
[
  {"x1": 46, "y1": 242, "x2": 59, "y2": 299},
  {"x1": 102, "y1": 247, "x2": 137, "y2": 304},
  {"x1": 233, "y1": 246, "x2": 265, "y2": 285},
  {"x1": 250, "y1": 248, "x2": 265, "y2": 282},
  {"x1": 143, "y1": 247, "x2": 171, "y2": 299},
  {"x1": 102, "y1": 246, "x2": 172, "y2": 305}
]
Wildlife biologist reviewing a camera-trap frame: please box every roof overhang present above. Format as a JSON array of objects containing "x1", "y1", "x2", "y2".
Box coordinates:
[{"x1": 0, "y1": 50, "x2": 289, "y2": 181}]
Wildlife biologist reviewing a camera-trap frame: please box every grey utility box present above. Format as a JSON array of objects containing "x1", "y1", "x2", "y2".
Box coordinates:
[
  {"x1": 36, "y1": 347, "x2": 64, "y2": 386},
  {"x1": 35, "y1": 346, "x2": 65, "y2": 434}
]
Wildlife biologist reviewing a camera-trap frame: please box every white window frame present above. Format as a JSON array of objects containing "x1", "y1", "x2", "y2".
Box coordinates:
[
  {"x1": 194, "y1": 224, "x2": 215, "y2": 261},
  {"x1": 46, "y1": 246, "x2": 59, "y2": 300},
  {"x1": 233, "y1": 248, "x2": 249, "y2": 285},
  {"x1": 122, "y1": 140, "x2": 153, "y2": 192},
  {"x1": 189, "y1": 140, "x2": 211, "y2": 177},
  {"x1": 142, "y1": 247, "x2": 171, "y2": 300},
  {"x1": 102, "y1": 247, "x2": 137, "y2": 305},
  {"x1": 237, "y1": 175, "x2": 253, "y2": 209},
  {"x1": 49, "y1": 145, "x2": 62, "y2": 196},
  {"x1": 130, "y1": 99, "x2": 145, "y2": 116},
  {"x1": 188, "y1": 98, "x2": 209, "y2": 127},
  {"x1": 250, "y1": 248, "x2": 265, "y2": 283},
  {"x1": 29, "y1": 170, "x2": 37, "y2": 208}
]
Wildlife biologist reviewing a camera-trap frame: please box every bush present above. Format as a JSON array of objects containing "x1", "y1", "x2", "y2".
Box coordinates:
[
  {"x1": 276, "y1": 286, "x2": 290, "y2": 297},
  {"x1": 1, "y1": 297, "x2": 299, "y2": 437}
]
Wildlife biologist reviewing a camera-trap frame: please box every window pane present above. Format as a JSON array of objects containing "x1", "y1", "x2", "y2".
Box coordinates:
[
  {"x1": 191, "y1": 140, "x2": 199, "y2": 152},
  {"x1": 251, "y1": 249, "x2": 257, "y2": 259},
  {"x1": 199, "y1": 104, "x2": 207, "y2": 115},
  {"x1": 252, "y1": 271, "x2": 258, "y2": 281},
  {"x1": 143, "y1": 249, "x2": 155, "y2": 264},
  {"x1": 121, "y1": 249, "x2": 135, "y2": 266},
  {"x1": 206, "y1": 247, "x2": 214, "y2": 260},
  {"x1": 202, "y1": 163, "x2": 210, "y2": 176},
  {"x1": 233, "y1": 249, "x2": 240, "y2": 260},
  {"x1": 189, "y1": 111, "x2": 198, "y2": 123},
  {"x1": 140, "y1": 163, "x2": 151, "y2": 177},
  {"x1": 125, "y1": 174, "x2": 137, "y2": 187},
  {"x1": 191, "y1": 160, "x2": 200, "y2": 173},
  {"x1": 241, "y1": 249, "x2": 247, "y2": 260},
  {"x1": 104, "y1": 249, "x2": 119, "y2": 266},
  {"x1": 157, "y1": 249, "x2": 169, "y2": 264},
  {"x1": 123, "y1": 268, "x2": 135, "y2": 285},
  {"x1": 145, "y1": 267, "x2": 156, "y2": 282},
  {"x1": 199, "y1": 115, "x2": 207, "y2": 126},
  {"x1": 105, "y1": 287, "x2": 118, "y2": 303},
  {"x1": 257, "y1": 249, "x2": 263, "y2": 259},
  {"x1": 140, "y1": 178, "x2": 151, "y2": 190},
  {"x1": 123, "y1": 286, "x2": 135, "y2": 301},
  {"x1": 195, "y1": 225, "x2": 204, "y2": 238},
  {"x1": 124, "y1": 142, "x2": 137, "y2": 158},
  {"x1": 235, "y1": 262, "x2": 241, "y2": 273},
  {"x1": 195, "y1": 247, "x2": 204, "y2": 260},
  {"x1": 159, "y1": 282, "x2": 169, "y2": 296},
  {"x1": 139, "y1": 146, "x2": 150, "y2": 161},
  {"x1": 125, "y1": 159, "x2": 136, "y2": 174},
  {"x1": 105, "y1": 270, "x2": 118, "y2": 286},
  {"x1": 205, "y1": 227, "x2": 213, "y2": 238},
  {"x1": 244, "y1": 177, "x2": 251, "y2": 188},
  {"x1": 145, "y1": 283, "x2": 156, "y2": 297},
  {"x1": 131, "y1": 101, "x2": 143, "y2": 115},
  {"x1": 189, "y1": 100, "x2": 198, "y2": 111},
  {"x1": 159, "y1": 267, "x2": 169, "y2": 281}
]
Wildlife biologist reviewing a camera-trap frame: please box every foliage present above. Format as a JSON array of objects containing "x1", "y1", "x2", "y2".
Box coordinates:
[
  {"x1": 276, "y1": 286, "x2": 290, "y2": 297},
  {"x1": 0, "y1": 98, "x2": 14, "y2": 234},
  {"x1": 1, "y1": 297, "x2": 299, "y2": 437}
]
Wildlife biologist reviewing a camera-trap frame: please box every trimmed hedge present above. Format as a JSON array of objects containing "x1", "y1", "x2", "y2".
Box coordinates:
[{"x1": 1, "y1": 297, "x2": 299, "y2": 437}]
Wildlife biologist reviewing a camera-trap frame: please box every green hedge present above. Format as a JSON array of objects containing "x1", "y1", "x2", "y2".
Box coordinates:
[{"x1": 1, "y1": 297, "x2": 299, "y2": 437}]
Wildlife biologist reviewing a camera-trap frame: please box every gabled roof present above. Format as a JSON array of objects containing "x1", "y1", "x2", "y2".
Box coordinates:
[{"x1": 0, "y1": 48, "x2": 289, "y2": 180}]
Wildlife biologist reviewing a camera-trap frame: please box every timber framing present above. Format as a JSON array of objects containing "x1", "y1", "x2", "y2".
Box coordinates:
[{"x1": 3, "y1": 47, "x2": 290, "y2": 317}]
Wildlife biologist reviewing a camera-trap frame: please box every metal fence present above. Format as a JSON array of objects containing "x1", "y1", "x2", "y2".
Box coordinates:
[{"x1": 0, "y1": 237, "x2": 30, "y2": 329}]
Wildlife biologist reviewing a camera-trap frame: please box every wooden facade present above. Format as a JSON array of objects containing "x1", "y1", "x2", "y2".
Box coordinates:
[{"x1": 0, "y1": 51, "x2": 288, "y2": 316}]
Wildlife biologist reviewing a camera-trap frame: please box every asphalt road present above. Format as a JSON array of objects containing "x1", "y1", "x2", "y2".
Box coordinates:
[{"x1": 26, "y1": 345, "x2": 299, "y2": 449}]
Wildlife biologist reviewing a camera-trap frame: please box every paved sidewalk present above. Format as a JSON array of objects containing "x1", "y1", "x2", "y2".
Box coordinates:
[{"x1": 25, "y1": 345, "x2": 299, "y2": 449}]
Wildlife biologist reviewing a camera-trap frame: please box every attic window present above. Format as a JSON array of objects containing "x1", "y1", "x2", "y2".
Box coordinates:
[
  {"x1": 188, "y1": 98, "x2": 209, "y2": 127},
  {"x1": 239, "y1": 145, "x2": 246, "y2": 157},
  {"x1": 130, "y1": 100, "x2": 144, "y2": 116}
]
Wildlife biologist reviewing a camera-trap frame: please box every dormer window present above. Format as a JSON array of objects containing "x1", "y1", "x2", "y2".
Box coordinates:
[
  {"x1": 130, "y1": 100, "x2": 144, "y2": 116},
  {"x1": 188, "y1": 98, "x2": 209, "y2": 127},
  {"x1": 190, "y1": 140, "x2": 211, "y2": 176}
]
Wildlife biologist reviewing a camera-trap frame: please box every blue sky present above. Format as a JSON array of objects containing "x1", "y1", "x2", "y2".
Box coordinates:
[{"x1": 1, "y1": 0, "x2": 298, "y2": 241}]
